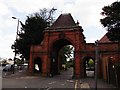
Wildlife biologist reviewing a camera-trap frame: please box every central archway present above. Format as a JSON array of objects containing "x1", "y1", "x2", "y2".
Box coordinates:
[{"x1": 50, "y1": 39, "x2": 74, "y2": 76}]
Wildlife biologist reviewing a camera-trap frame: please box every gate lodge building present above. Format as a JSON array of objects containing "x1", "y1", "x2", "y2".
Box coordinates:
[{"x1": 28, "y1": 13, "x2": 119, "y2": 80}]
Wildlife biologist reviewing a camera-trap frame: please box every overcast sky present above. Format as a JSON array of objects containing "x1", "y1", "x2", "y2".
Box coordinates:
[{"x1": 0, "y1": 0, "x2": 119, "y2": 59}]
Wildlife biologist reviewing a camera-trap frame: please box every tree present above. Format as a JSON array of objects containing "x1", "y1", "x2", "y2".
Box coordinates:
[
  {"x1": 100, "y1": 1, "x2": 120, "y2": 42},
  {"x1": 11, "y1": 8, "x2": 57, "y2": 60},
  {"x1": 59, "y1": 45, "x2": 74, "y2": 64},
  {"x1": 88, "y1": 59, "x2": 94, "y2": 70}
]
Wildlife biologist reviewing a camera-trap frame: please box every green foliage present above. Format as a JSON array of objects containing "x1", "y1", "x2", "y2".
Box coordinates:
[
  {"x1": 59, "y1": 45, "x2": 74, "y2": 70},
  {"x1": 100, "y1": 1, "x2": 120, "y2": 42},
  {"x1": 88, "y1": 59, "x2": 94, "y2": 67},
  {"x1": 59, "y1": 45, "x2": 74, "y2": 64},
  {"x1": 22, "y1": 15, "x2": 47, "y2": 44},
  {"x1": 67, "y1": 59, "x2": 74, "y2": 68},
  {"x1": 12, "y1": 8, "x2": 56, "y2": 60},
  {"x1": 85, "y1": 59, "x2": 94, "y2": 71},
  {"x1": 15, "y1": 58, "x2": 23, "y2": 65}
]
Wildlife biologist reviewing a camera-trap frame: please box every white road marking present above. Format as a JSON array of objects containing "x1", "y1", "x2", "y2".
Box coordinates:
[
  {"x1": 80, "y1": 83, "x2": 90, "y2": 88},
  {"x1": 16, "y1": 76, "x2": 38, "y2": 79},
  {"x1": 61, "y1": 83, "x2": 65, "y2": 86},
  {"x1": 75, "y1": 80, "x2": 78, "y2": 90},
  {"x1": 25, "y1": 86, "x2": 27, "y2": 88},
  {"x1": 46, "y1": 87, "x2": 52, "y2": 90},
  {"x1": 48, "y1": 81, "x2": 56, "y2": 85}
]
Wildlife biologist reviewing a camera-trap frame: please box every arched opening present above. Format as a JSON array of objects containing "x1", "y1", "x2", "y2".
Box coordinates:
[
  {"x1": 50, "y1": 39, "x2": 74, "y2": 77},
  {"x1": 83, "y1": 57, "x2": 95, "y2": 78},
  {"x1": 34, "y1": 57, "x2": 42, "y2": 74}
]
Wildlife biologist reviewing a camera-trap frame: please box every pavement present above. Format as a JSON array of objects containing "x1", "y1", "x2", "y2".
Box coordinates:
[{"x1": 2, "y1": 68, "x2": 119, "y2": 90}]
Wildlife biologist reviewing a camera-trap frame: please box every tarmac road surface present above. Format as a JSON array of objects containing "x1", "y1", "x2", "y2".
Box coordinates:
[{"x1": 2, "y1": 67, "x2": 118, "y2": 90}]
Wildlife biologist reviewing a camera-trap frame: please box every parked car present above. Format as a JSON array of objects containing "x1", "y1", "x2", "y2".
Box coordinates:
[{"x1": 3, "y1": 64, "x2": 13, "y2": 71}]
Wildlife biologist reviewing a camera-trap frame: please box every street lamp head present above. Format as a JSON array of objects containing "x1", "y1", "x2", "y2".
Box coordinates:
[
  {"x1": 95, "y1": 40, "x2": 99, "y2": 46},
  {"x1": 12, "y1": 17, "x2": 17, "y2": 19}
]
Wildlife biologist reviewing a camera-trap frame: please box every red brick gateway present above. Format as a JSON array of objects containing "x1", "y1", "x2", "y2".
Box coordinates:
[{"x1": 29, "y1": 13, "x2": 119, "y2": 79}]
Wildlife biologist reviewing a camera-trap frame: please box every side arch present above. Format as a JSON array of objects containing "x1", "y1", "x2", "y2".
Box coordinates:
[
  {"x1": 34, "y1": 57, "x2": 42, "y2": 74},
  {"x1": 82, "y1": 56, "x2": 95, "y2": 77}
]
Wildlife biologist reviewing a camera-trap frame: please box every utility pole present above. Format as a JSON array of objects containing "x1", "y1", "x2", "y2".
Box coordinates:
[
  {"x1": 12, "y1": 17, "x2": 20, "y2": 74},
  {"x1": 95, "y1": 40, "x2": 99, "y2": 90}
]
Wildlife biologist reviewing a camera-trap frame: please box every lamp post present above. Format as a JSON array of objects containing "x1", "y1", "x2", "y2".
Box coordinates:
[
  {"x1": 12, "y1": 17, "x2": 20, "y2": 74},
  {"x1": 95, "y1": 40, "x2": 99, "y2": 90}
]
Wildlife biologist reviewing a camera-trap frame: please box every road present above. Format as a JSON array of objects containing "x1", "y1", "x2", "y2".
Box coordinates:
[
  {"x1": 2, "y1": 68, "x2": 79, "y2": 89},
  {"x1": 2, "y1": 67, "x2": 117, "y2": 89}
]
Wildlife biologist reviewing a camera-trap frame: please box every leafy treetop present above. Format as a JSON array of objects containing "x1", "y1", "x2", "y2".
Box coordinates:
[{"x1": 100, "y1": 1, "x2": 120, "y2": 42}]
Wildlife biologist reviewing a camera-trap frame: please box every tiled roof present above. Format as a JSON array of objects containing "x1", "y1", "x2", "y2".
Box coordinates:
[
  {"x1": 99, "y1": 33, "x2": 112, "y2": 43},
  {"x1": 50, "y1": 13, "x2": 76, "y2": 28}
]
